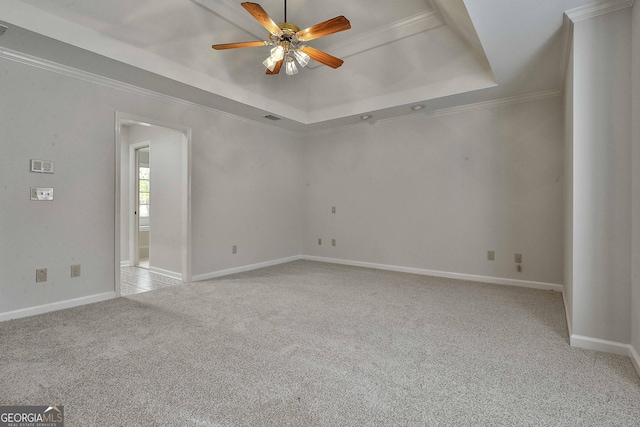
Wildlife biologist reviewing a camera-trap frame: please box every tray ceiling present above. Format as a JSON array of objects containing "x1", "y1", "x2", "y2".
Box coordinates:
[{"x1": 0, "y1": 0, "x2": 615, "y2": 131}]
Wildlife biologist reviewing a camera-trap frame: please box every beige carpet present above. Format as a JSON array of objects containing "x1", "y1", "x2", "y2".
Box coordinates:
[{"x1": 1, "y1": 260, "x2": 639, "y2": 426}]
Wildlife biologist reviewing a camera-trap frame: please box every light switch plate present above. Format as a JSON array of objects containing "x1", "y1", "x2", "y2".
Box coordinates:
[
  {"x1": 30, "y1": 159, "x2": 55, "y2": 174},
  {"x1": 30, "y1": 187, "x2": 54, "y2": 201}
]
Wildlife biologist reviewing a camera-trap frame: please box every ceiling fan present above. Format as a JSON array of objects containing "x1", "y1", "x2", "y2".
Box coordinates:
[{"x1": 212, "y1": 1, "x2": 351, "y2": 75}]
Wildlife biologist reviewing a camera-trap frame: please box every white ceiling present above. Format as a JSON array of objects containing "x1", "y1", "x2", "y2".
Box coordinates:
[{"x1": 0, "y1": 0, "x2": 612, "y2": 131}]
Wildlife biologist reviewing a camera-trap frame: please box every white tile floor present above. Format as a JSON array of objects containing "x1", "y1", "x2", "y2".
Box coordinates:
[{"x1": 120, "y1": 265, "x2": 184, "y2": 296}]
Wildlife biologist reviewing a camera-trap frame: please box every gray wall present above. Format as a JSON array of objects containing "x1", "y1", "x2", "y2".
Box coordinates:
[
  {"x1": 0, "y1": 54, "x2": 302, "y2": 314},
  {"x1": 303, "y1": 96, "x2": 565, "y2": 285},
  {"x1": 571, "y1": 9, "x2": 632, "y2": 343},
  {"x1": 632, "y1": 1, "x2": 640, "y2": 357}
]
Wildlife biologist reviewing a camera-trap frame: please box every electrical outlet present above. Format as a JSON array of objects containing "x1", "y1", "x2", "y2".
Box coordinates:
[
  {"x1": 232, "y1": 245, "x2": 237, "y2": 254},
  {"x1": 515, "y1": 253, "x2": 522, "y2": 263},
  {"x1": 30, "y1": 187, "x2": 54, "y2": 201},
  {"x1": 487, "y1": 250, "x2": 495, "y2": 261},
  {"x1": 71, "y1": 264, "x2": 81, "y2": 278},
  {"x1": 36, "y1": 268, "x2": 47, "y2": 283},
  {"x1": 331, "y1": 206, "x2": 336, "y2": 214},
  {"x1": 332, "y1": 239, "x2": 336, "y2": 247},
  {"x1": 318, "y1": 238, "x2": 322, "y2": 245}
]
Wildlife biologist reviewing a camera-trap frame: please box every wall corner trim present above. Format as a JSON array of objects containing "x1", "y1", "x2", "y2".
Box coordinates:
[
  {"x1": 0, "y1": 292, "x2": 116, "y2": 323},
  {"x1": 301, "y1": 256, "x2": 563, "y2": 291}
]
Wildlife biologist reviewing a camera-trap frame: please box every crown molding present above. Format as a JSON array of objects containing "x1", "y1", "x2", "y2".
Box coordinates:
[
  {"x1": 418, "y1": 90, "x2": 562, "y2": 119},
  {"x1": 195, "y1": 0, "x2": 443, "y2": 70},
  {"x1": 307, "y1": 89, "x2": 562, "y2": 136},
  {"x1": 560, "y1": 0, "x2": 635, "y2": 95},
  {"x1": 192, "y1": 0, "x2": 267, "y2": 40},
  {"x1": 308, "y1": 10, "x2": 443, "y2": 69},
  {"x1": 565, "y1": 0, "x2": 634, "y2": 23},
  {"x1": 0, "y1": 46, "x2": 303, "y2": 136},
  {"x1": 1, "y1": 44, "x2": 556, "y2": 137}
]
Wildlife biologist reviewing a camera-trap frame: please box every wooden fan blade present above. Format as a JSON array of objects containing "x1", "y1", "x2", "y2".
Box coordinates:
[
  {"x1": 297, "y1": 16, "x2": 351, "y2": 42},
  {"x1": 299, "y1": 46, "x2": 344, "y2": 69},
  {"x1": 212, "y1": 41, "x2": 268, "y2": 50},
  {"x1": 241, "y1": 2, "x2": 283, "y2": 36},
  {"x1": 266, "y1": 59, "x2": 283, "y2": 75}
]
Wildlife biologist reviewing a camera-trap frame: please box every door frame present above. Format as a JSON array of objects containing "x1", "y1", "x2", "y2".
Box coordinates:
[{"x1": 114, "y1": 112, "x2": 192, "y2": 296}]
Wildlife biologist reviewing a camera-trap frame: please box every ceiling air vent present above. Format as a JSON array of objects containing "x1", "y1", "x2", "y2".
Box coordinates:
[{"x1": 263, "y1": 115, "x2": 281, "y2": 121}]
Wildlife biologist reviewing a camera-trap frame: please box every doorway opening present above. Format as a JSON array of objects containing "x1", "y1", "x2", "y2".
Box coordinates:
[
  {"x1": 115, "y1": 112, "x2": 192, "y2": 296},
  {"x1": 136, "y1": 146, "x2": 150, "y2": 269}
]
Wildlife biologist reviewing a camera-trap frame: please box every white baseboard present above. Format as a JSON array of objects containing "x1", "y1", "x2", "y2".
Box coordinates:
[
  {"x1": 630, "y1": 345, "x2": 640, "y2": 377},
  {"x1": 570, "y1": 334, "x2": 633, "y2": 357},
  {"x1": 301, "y1": 256, "x2": 563, "y2": 291},
  {"x1": 562, "y1": 291, "x2": 573, "y2": 336},
  {"x1": 0, "y1": 292, "x2": 116, "y2": 323},
  {"x1": 192, "y1": 255, "x2": 303, "y2": 282},
  {"x1": 120, "y1": 261, "x2": 130, "y2": 268},
  {"x1": 149, "y1": 266, "x2": 182, "y2": 280}
]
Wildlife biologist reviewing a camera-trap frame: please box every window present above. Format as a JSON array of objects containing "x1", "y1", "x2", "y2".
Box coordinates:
[{"x1": 139, "y1": 165, "x2": 150, "y2": 219}]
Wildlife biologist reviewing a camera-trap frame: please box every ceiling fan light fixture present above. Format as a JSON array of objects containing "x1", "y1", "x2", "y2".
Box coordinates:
[
  {"x1": 213, "y1": 2, "x2": 351, "y2": 75},
  {"x1": 360, "y1": 115, "x2": 372, "y2": 121},
  {"x1": 285, "y1": 57, "x2": 298, "y2": 75},
  {"x1": 411, "y1": 105, "x2": 425, "y2": 111},
  {"x1": 263, "y1": 55, "x2": 278, "y2": 72},
  {"x1": 293, "y1": 48, "x2": 310, "y2": 67},
  {"x1": 270, "y1": 45, "x2": 285, "y2": 62}
]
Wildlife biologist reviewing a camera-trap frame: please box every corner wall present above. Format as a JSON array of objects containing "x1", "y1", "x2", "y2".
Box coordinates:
[
  {"x1": 303, "y1": 96, "x2": 564, "y2": 288},
  {"x1": 564, "y1": 41, "x2": 574, "y2": 334},
  {"x1": 571, "y1": 8, "x2": 632, "y2": 345}
]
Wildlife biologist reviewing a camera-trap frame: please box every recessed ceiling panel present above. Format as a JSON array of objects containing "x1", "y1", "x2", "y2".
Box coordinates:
[{"x1": 3, "y1": 0, "x2": 595, "y2": 130}]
